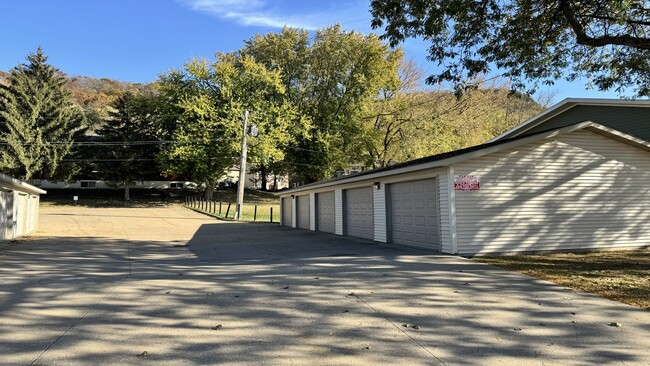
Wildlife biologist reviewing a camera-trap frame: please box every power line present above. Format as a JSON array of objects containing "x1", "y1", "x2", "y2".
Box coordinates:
[
  {"x1": 62, "y1": 157, "x2": 238, "y2": 162},
  {"x1": 60, "y1": 158, "x2": 330, "y2": 168},
  {"x1": 0, "y1": 140, "x2": 331, "y2": 153},
  {"x1": 0, "y1": 138, "x2": 237, "y2": 146}
]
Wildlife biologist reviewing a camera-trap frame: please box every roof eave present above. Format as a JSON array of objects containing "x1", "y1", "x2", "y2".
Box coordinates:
[{"x1": 0, "y1": 173, "x2": 47, "y2": 195}]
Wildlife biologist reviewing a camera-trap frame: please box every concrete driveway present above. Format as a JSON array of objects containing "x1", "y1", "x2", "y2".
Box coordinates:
[{"x1": 1, "y1": 205, "x2": 649, "y2": 365}]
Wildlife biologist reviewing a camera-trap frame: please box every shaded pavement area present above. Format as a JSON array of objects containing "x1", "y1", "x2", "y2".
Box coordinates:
[{"x1": 1, "y1": 205, "x2": 649, "y2": 365}]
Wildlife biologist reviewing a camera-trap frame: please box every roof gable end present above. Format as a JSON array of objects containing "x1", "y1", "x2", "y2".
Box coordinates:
[{"x1": 490, "y1": 98, "x2": 650, "y2": 142}]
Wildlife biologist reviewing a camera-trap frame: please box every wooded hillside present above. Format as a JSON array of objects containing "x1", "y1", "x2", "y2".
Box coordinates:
[{"x1": 0, "y1": 70, "x2": 148, "y2": 109}]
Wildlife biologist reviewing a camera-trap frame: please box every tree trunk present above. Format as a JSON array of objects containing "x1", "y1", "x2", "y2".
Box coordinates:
[
  {"x1": 204, "y1": 183, "x2": 215, "y2": 200},
  {"x1": 124, "y1": 179, "x2": 131, "y2": 201},
  {"x1": 273, "y1": 174, "x2": 278, "y2": 192},
  {"x1": 260, "y1": 164, "x2": 268, "y2": 191}
]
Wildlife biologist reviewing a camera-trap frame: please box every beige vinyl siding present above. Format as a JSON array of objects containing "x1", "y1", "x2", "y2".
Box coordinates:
[
  {"x1": 524, "y1": 105, "x2": 650, "y2": 140},
  {"x1": 453, "y1": 129, "x2": 650, "y2": 255}
]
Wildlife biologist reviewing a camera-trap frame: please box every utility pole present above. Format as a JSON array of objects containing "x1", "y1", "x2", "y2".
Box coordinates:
[{"x1": 235, "y1": 110, "x2": 249, "y2": 220}]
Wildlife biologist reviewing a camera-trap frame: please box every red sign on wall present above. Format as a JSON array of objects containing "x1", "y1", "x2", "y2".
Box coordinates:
[{"x1": 454, "y1": 175, "x2": 480, "y2": 191}]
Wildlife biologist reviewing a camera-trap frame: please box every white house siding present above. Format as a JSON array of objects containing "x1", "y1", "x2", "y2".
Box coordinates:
[
  {"x1": 437, "y1": 168, "x2": 454, "y2": 254},
  {"x1": 29, "y1": 195, "x2": 39, "y2": 233},
  {"x1": 334, "y1": 189, "x2": 344, "y2": 235},
  {"x1": 291, "y1": 196, "x2": 297, "y2": 228},
  {"x1": 6, "y1": 192, "x2": 15, "y2": 240},
  {"x1": 15, "y1": 193, "x2": 28, "y2": 237},
  {"x1": 309, "y1": 193, "x2": 316, "y2": 231},
  {"x1": 453, "y1": 129, "x2": 650, "y2": 255},
  {"x1": 372, "y1": 183, "x2": 387, "y2": 242}
]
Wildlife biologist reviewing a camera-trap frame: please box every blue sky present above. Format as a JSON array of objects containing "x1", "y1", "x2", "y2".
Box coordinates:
[{"x1": 0, "y1": 0, "x2": 620, "y2": 103}]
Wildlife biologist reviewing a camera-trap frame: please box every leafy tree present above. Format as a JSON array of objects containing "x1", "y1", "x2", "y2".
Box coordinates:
[
  {"x1": 363, "y1": 59, "x2": 442, "y2": 167},
  {"x1": 95, "y1": 92, "x2": 162, "y2": 201},
  {"x1": 158, "y1": 53, "x2": 294, "y2": 198},
  {"x1": 370, "y1": 0, "x2": 650, "y2": 96},
  {"x1": 0, "y1": 48, "x2": 83, "y2": 180},
  {"x1": 364, "y1": 69, "x2": 543, "y2": 167},
  {"x1": 244, "y1": 25, "x2": 402, "y2": 182}
]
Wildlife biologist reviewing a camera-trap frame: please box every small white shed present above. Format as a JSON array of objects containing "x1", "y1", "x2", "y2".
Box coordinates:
[
  {"x1": 279, "y1": 122, "x2": 650, "y2": 255},
  {"x1": 0, "y1": 172, "x2": 46, "y2": 240}
]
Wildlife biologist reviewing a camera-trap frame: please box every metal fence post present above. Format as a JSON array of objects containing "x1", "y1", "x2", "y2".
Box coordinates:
[
  {"x1": 270, "y1": 207, "x2": 273, "y2": 223},
  {"x1": 253, "y1": 205, "x2": 257, "y2": 222}
]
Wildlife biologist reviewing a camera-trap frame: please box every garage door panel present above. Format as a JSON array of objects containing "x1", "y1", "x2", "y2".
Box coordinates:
[
  {"x1": 281, "y1": 197, "x2": 292, "y2": 226},
  {"x1": 390, "y1": 179, "x2": 439, "y2": 250},
  {"x1": 296, "y1": 195, "x2": 310, "y2": 230},
  {"x1": 345, "y1": 187, "x2": 373, "y2": 240},
  {"x1": 414, "y1": 216, "x2": 425, "y2": 226},
  {"x1": 317, "y1": 192, "x2": 335, "y2": 233}
]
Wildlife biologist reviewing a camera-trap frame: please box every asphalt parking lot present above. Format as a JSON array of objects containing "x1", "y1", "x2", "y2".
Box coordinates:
[{"x1": 1, "y1": 205, "x2": 649, "y2": 365}]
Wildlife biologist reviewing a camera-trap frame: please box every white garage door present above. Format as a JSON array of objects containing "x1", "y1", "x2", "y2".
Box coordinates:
[
  {"x1": 317, "y1": 191, "x2": 335, "y2": 233},
  {"x1": 390, "y1": 179, "x2": 439, "y2": 250},
  {"x1": 281, "y1": 197, "x2": 292, "y2": 226},
  {"x1": 296, "y1": 195, "x2": 310, "y2": 229},
  {"x1": 345, "y1": 187, "x2": 373, "y2": 240}
]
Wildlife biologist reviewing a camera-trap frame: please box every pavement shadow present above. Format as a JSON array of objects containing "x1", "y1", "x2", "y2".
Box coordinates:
[{"x1": 1, "y1": 222, "x2": 649, "y2": 365}]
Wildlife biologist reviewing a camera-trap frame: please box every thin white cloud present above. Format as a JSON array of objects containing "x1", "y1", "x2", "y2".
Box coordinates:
[{"x1": 177, "y1": 0, "x2": 371, "y2": 31}]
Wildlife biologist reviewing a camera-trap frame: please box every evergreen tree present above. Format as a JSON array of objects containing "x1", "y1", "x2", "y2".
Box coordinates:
[
  {"x1": 96, "y1": 92, "x2": 161, "y2": 201},
  {"x1": 0, "y1": 48, "x2": 83, "y2": 180}
]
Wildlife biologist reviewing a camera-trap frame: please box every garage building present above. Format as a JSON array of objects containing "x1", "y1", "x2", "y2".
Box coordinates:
[
  {"x1": 0, "y1": 172, "x2": 46, "y2": 240},
  {"x1": 279, "y1": 118, "x2": 650, "y2": 256}
]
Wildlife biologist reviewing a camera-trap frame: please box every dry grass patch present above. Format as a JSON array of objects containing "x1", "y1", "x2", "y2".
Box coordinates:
[{"x1": 475, "y1": 250, "x2": 650, "y2": 309}]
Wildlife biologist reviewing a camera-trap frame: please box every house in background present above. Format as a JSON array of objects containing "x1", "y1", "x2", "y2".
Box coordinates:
[
  {"x1": 0, "y1": 172, "x2": 45, "y2": 240},
  {"x1": 225, "y1": 166, "x2": 289, "y2": 191},
  {"x1": 278, "y1": 99, "x2": 650, "y2": 256},
  {"x1": 35, "y1": 166, "x2": 289, "y2": 192}
]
